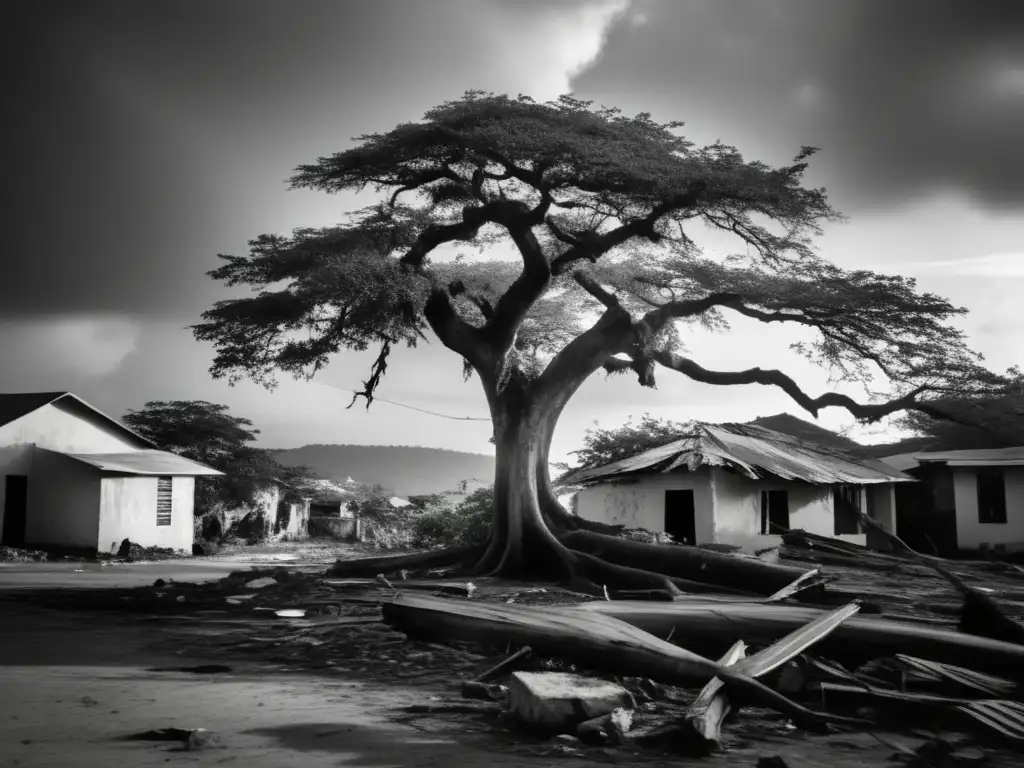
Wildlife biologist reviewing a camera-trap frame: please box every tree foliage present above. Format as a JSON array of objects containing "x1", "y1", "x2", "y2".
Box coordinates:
[
  {"x1": 566, "y1": 413, "x2": 697, "y2": 471},
  {"x1": 194, "y1": 92, "x2": 1007, "y2": 421},
  {"x1": 122, "y1": 400, "x2": 317, "y2": 513},
  {"x1": 895, "y1": 374, "x2": 1024, "y2": 449}
]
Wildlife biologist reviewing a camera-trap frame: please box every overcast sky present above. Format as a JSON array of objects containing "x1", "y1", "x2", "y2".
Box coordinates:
[{"x1": 3, "y1": 0, "x2": 1023, "y2": 465}]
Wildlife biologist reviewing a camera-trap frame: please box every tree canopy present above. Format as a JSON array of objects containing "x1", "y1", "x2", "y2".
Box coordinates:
[
  {"x1": 895, "y1": 378, "x2": 1024, "y2": 450},
  {"x1": 122, "y1": 400, "x2": 316, "y2": 512},
  {"x1": 565, "y1": 414, "x2": 696, "y2": 472},
  {"x1": 194, "y1": 92, "x2": 1007, "y2": 422}
]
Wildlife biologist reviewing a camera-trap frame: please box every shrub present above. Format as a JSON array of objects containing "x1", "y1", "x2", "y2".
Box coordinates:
[
  {"x1": 412, "y1": 486, "x2": 492, "y2": 549},
  {"x1": 357, "y1": 496, "x2": 417, "y2": 550}
]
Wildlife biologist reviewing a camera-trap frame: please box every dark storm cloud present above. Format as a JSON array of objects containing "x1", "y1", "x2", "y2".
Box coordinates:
[
  {"x1": 1, "y1": 0, "x2": 470, "y2": 317},
  {"x1": 573, "y1": 0, "x2": 1024, "y2": 210}
]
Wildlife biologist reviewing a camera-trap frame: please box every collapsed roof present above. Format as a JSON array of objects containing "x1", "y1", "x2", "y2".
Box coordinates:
[{"x1": 560, "y1": 423, "x2": 915, "y2": 487}]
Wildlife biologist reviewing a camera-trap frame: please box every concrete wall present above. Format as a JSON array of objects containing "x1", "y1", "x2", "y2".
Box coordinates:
[
  {"x1": 866, "y1": 483, "x2": 898, "y2": 549},
  {"x1": 97, "y1": 475, "x2": 194, "y2": 554},
  {"x1": 709, "y1": 469, "x2": 869, "y2": 548},
  {"x1": 575, "y1": 468, "x2": 715, "y2": 540},
  {"x1": 24, "y1": 448, "x2": 102, "y2": 549},
  {"x1": 576, "y1": 467, "x2": 873, "y2": 550},
  {"x1": 307, "y1": 516, "x2": 359, "y2": 540},
  {"x1": 952, "y1": 466, "x2": 1024, "y2": 552},
  {"x1": 0, "y1": 400, "x2": 145, "y2": 537},
  {"x1": 281, "y1": 499, "x2": 311, "y2": 537}
]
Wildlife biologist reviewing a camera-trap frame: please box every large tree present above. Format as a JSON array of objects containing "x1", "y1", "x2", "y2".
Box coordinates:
[{"x1": 194, "y1": 92, "x2": 1009, "y2": 592}]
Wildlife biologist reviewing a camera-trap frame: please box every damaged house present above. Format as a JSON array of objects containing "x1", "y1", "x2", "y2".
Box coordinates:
[
  {"x1": 0, "y1": 392, "x2": 222, "y2": 554},
  {"x1": 882, "y1": 446, "x2": 1024, "y2": 555},
  {"x1": 560, "y1": 421, "x2": 913, "y2": 550}
]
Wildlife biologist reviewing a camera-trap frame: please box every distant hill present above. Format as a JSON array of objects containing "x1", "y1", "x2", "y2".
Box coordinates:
[{"x1": 273, "y1": 444, "x2": 495, "y2": 497}]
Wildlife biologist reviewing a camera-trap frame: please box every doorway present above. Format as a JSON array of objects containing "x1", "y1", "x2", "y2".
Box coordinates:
[
  {"x1": 760, "y1": 490, "x2": 790, "y2": 535},
  {"x1": 2, "y1": 475, "x2": 28, "y2": 547},
  {"x1": 664, "y1": 489, "x2": 696, "y2": 544}
]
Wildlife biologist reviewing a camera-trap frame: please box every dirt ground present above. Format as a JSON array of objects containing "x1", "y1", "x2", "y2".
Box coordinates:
[{"x1": 2, "y1": 543, "x2": 1023, "y2": 767}]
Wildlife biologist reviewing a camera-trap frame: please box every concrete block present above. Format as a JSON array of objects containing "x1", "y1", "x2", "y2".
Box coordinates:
[{"x1": 507, "y1": 672, "x2": 635, "y2": 733}]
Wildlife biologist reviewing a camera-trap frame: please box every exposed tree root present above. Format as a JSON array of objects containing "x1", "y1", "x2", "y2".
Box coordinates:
[{"x1": 559, "y1": 530, "x2": 808, "y2": 596}]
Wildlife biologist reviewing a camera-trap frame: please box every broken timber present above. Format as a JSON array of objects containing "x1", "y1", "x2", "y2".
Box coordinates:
[
  {"x1": 380, "y1": 593, "x2": 866, "y2": 729},
  {"x1": 684, "y1": 602, "x2": 862, "y2": 748},
  {"x1": 577, "y1": 601, "x2": 1024, "y2": 680}
]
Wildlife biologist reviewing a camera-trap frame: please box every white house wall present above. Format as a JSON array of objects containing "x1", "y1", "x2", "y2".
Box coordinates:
[
  {"x1": 952, "y1": 466, "x2": 1024, "y2": 551},
  {"x1": 709, "y1": 468, "x2": 867, "y2": 548},
  {"x1": 575, "y1": 467, "x2": 872, "y2": 550},
  {"x1": 97, "y1": 476, "x2": 194, "y2": 554},
  {"x1": 0, "y1": 401, "x2": 145, "y2": 535},
  {"x1": 575, "y1": 469, "x2": 716, "y2": 541},
  {"x1": 24, "y1": 449, "x2": 101, "y2": 549}
]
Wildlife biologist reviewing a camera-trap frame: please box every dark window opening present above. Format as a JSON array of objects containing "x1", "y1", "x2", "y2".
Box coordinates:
[
  {"x1": 156, "y1": 477, "x2": 173, "y2": 526},
  {"x1": 833, "y1": 485, "x2": 862, "y2": 535},
  {"x1": 2, "y1": 475, "x2": 28, "y2": 547},
  {"x1": 760, "y1": 490, "x2": 790, "y2": 535},
  {"x1": 977, "y1": 469, "x2": 1007, "y2": 524},
  {"x1": 664, "y1": 490, "x2": 696, "y2": 545}
]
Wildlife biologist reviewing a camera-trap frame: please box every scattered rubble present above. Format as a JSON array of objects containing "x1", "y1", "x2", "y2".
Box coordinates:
[
  {"x1": 7, "y1": 529, "x2": 1024, "y2": 763},
  {"x1": 115, "y1": 538, "x2": 181, "y2": 562},
  {"x1": 0, "y1": 546, "x2": 49, "y2": 562}
]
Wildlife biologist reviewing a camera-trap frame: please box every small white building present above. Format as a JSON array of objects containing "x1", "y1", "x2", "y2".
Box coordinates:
[
  {"x1": 0, "y1": 392, "x2": 222, "y2": 554},
  {"x1": 882, "y1": 447, "x2": 1024, "y2": 554},
  {"x1": 561, "y1": 423, "x2": 913, "y2": 551}
]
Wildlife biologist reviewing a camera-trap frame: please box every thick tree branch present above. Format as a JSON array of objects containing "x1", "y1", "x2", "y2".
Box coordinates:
[
  {"x1": 389, "y1": 165, "x2": 468, "y2": 207},
  {"x1": 549, "y1": 182, "x2": 706, "y2": 275},
  {"x1": 652, "y1": 350, "x2": 932, "y2": 422},
  {"x1": 401, "y1": 199, "x2": 534, "y2": 270},
  {"x1": 639, "y1": 293, "x2": 742, "y2": 334},
  {"x1": 533, "y1": 305, "x2": 635, "y2": 411},
  {"x1": 424, "y1": 288, "x2": 488, "y2": 369},
  {"x1": 573, "y1": 271, "x2": 621, "y2": 309}
]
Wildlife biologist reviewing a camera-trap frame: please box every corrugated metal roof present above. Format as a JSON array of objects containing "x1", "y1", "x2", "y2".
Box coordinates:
[
  {"x1": 64, "y1": 450, "x2": 224, "y2": 476},
  {"x1": 915, "y1": 446, "x2": 1024, "y2": 466},
  {"x1": 561, "y1": 423, "x2": 914, "y2": 486}
]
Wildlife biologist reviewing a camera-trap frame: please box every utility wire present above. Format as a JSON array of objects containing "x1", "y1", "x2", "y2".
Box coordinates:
[{"x1": 315, "y1": 383, "x2": 491, "y2": 421}]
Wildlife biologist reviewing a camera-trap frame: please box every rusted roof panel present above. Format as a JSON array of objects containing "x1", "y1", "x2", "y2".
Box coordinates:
[{"x1": 561, "y1": 423, "x2": 914, "y2": 486}]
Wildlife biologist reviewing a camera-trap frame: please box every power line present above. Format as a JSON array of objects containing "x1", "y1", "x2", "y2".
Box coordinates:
[{"x1": 315, "y1": 383, "x2": 491, "y2": 422}]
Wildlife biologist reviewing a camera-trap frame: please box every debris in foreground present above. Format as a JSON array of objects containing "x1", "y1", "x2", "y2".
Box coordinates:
[
  {"x1": 381, "y1": 593, "x2": 861, "y2": 730},
  {"x1": 506, "y1": 671, "x2": 635, "y2": 734}
]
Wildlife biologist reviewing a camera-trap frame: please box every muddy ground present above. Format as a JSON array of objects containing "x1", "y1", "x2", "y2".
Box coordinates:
[{"x1": 2, "y1": 543, "x2": 1024, "y2": 766}]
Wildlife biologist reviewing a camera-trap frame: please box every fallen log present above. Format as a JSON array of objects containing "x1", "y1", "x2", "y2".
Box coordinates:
[
  {"x1": 323, "y1": 578, "x2": 477, "y2": 597},
  {"x1": 326, "y1": 546, "x2": 481, "y2": 578},
  {"x1": 380, "y1": 594, "x2": 866, "y2": 729},
  {"x1": 576, "y1": 601, "x2": 1024, "y2": 680},
  {"x1": 559, "y1": 530, "x2": 811, "y2": 596}
]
